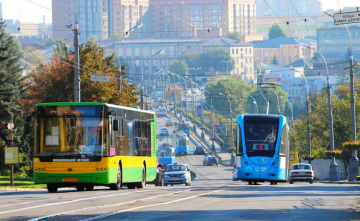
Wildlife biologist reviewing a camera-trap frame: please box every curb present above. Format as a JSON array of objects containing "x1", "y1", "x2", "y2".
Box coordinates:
[{"x1": 319, "y1": 181, "x2": 360, "y2": 184}]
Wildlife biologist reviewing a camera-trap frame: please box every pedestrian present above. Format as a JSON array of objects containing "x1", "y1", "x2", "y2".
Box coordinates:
[{"x1": 220, "y1": 142, "x2": 223, "y2": 149}]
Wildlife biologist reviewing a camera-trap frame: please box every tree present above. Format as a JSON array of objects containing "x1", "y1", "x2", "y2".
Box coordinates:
[
  {"x1": 87, "y1": 35, "x2": 99, "y2": 43},
  {"x1": 12, "y1": 38, "x2": 26, "y2": 59},
  {"x1": 268, "y1": 23, "x2": 287, "y2": 40},
  {"x1": 272, "y1": 55, "x2": 279, "y2": 65},
  {"x1": 169, "y1": 60, "x2": 188, "y2": 77},
  {"x1": 44, "y1": 36, "x2": 54, "y2": 48},
  {"x1": 23, "y1": 46, "x2": 46, "y2": 66},
  {"x1": 0, "y1": 19, "x2": 30, "y2": 175},
  {"x1": 312, "y1": 51, "x2": 318, "y2": 61},
  {"x1": 26, "y1": 40, "x2": 139, "y2": 107},
  {"x1": 226, "y1": 32, "x2": 244, "y2": 42},
  {"x1": 52, "y1": 39, "x2": 69, "y2": 58}
]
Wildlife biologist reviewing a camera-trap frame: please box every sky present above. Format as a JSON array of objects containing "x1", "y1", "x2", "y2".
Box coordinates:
[{"x1": 0, "y1": 0, "x2": 358, "y2": 24}]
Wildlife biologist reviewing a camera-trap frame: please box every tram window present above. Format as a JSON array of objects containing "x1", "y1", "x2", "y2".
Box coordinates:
[{"x1": 236, "y1": 125, "x2": 243, "y2": 155}]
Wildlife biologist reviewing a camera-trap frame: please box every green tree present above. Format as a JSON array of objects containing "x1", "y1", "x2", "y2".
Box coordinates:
[
  {"x1": 109, "y1": 33, "x2": 122, "y2": 40},
  {"x1": 87, "y1": 35, "x2": 99, "y2": 43},
  {"x1": 272, "y1": 55, "x2": 279, "y2": 65},
  {"x1": 169, "y1": 60, "x2": 188, "y2": 77},
  {"x1": 26, "y1": 40, "x2": 139, "y2": 106},
  {"x1": 24, "y1": 46, "x2": 46, "y2": 66},
  {"x1": 12, "y1": 38, "x2": 26, "y2": 59},
  {"x1": 52, "y1": 39, "x2": 69, "y2": 58},
  {"x1": 268, "y1": 23, "x2": 287, "y2": 40},
  {"x1": 0, "y1": 19, "x2": 30, "y2": 176},
  {"x1": 226, "y1": 32, "x2": 244, "y2": 42},
  {"x1": 312, "y1": 51, "x2": 318, "y2": 61},
  {"x1": 44, "y1": 36, "x2": 54, "y2": 48}
]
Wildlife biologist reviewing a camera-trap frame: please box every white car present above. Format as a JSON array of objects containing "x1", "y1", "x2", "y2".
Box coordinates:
[
  {"x1": 289, "y1": 163, "x2": 314, "y2": 184},
  {"x1": 159, "y1": 127, "x2": 169, "y2": 136},
  {"x1": 162, "y1": 163, "x2": 191, "y2": 186}
]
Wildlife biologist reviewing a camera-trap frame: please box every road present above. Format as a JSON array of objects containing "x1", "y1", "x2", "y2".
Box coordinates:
[{"x1": 0, "y1": 114, "x2": 359, "y2": 221}]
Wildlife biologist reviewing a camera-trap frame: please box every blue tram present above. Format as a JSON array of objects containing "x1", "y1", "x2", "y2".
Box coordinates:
[
  {"x1": 158, "y1": 146, "x2": 176, "y2": 166},
  {"x1": 171, "y1": 130, "x2": 190, "y2": 155},
  {"x1": 178, "y1": 123, "x2": 190, "y2": 136},
  {"x1": 233, "y1": 114, "x2": 290, "y2": 185}
]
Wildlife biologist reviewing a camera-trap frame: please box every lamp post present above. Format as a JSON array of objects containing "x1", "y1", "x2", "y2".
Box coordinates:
[
  {"x1": 325, "y1": 11, "x2": 358, "y2": 181},
  {"x1": 243, "y1": 92, "x2": 258, "y2": 114},
  {"x1": 219, "y1": 93, "x2": 234, "y2": 148},
  {"x1": 291, "y1": 67, "x2": 311, "y2": 165},
  {"x1": 304, "y1": 45, "x2": 339, "y2": 181},
  {"x1": 142, "y1": 49, "x2": 164, "y2": 88},
  {"x1": 222, "y1": 61, "x2": 230, "y2": 75},
  {"x1": 280, "y1": 96, "x2": 293, "y2": 121},
  {"x1": 190, "y1": 68, "x2": 201, "y2": 82},
  {"x1": 116, "y1": 23, "x2": 143, "y2": 91},
  {"x1": 147, "y1": 68, "x2": 163, "y2": 96}
]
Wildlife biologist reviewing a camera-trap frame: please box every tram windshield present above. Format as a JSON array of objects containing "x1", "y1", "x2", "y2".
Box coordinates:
[
  {"x1": 179, "y1": 123, "x2": 190, "y2": 129},
  {"x1": 244, "y1": 124, "x2": 278, "y2": 157},
  {"x1": 35, "y1": 105, "x2": 106, "y2": 157},
  {"x1": 178, "y1": 140, "x2": 187, "y2": 146}
]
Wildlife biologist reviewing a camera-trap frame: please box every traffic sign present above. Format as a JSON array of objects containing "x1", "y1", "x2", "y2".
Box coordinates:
[
  {"x1": 90, "y1": 74, "x2": 110, "y2": 83},
  {"x1": 333, "y1": 11, "x2": 360, "y2": 25}
]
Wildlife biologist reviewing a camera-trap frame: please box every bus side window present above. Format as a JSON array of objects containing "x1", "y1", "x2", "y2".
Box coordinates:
[
  {"x1": 236, "y1": 125, "x2": 243, "y2": 155},
  {"x1": 279, "y1": 126, "x2": 289, "y2": 156}
]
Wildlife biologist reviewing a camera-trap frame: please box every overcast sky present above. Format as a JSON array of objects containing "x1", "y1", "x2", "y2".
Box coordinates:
[{"x1": 0, "y1": 0, "x2": 358, "y2": 23}]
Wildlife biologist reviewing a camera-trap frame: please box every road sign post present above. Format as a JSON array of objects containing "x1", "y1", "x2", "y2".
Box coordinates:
[
  {"x1": 5, "y1": 146, "x2": 19, "y2": 188},
  {"x1": 333, "y1": 11, "x2": 360, "y2": 25}
]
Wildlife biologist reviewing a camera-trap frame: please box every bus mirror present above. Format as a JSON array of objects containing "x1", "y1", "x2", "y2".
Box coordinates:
[
  {"x1": 24, "y1": 122, "x2": 30, "y2": 134},
  {"x1": 113, "y1": 119, "x2": 119, "y2": 131}
]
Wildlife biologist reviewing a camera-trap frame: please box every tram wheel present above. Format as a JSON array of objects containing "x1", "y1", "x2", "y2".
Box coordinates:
[
  {"x1": 127, "y1": 183, "x2": 136, "y2": 189},
  {"x1": 248, "y1": 182, "x2": 252, "y2": 185},
  {"x1": 47, "y1": 184, "x2": 58, "y2": 193}
]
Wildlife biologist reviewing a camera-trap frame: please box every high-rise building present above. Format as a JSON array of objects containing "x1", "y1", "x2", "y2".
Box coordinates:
[
  {"x1": 52, "y1": 0, "x2": 150, "y2": 43},
  {"x1": 150, "y1": 0, "x2": 257, "y2": 37},
  {"x1": 255, "y1": 0, "x2": 321, "y2": 16}
]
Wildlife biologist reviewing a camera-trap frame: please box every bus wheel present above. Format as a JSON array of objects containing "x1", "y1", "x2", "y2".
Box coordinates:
[
  {"x1": 47, "y1": 184, "x2": 58, "y2": 193},
  {"x1": 127, "y1": 183, "x2": 136, "y2": 189},
  {"x1": 248, "y1": 182, "x2": 252, "y2": 185},
  {"x1": 136, "y1": 167, "x2": 146, "y2": 189},
  {"x1": 76, "y1": 185, "x2": 85, "y2": 191},
  {"x1": 110, "y1": 165, "x2": 122, "y2": 190},
  {"x1": 86, "y1": 185, "x2": 94, "y2": 191}
]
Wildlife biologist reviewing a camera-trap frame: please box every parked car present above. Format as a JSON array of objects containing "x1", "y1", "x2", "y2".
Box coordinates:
[
  {"x1": 159, "y1": 127, "x2": 169, "y2": 136},
  {"x1": 289, "y1": 163, "x2": 314, "y2": 184},
  {"x1": 162, "y1": 163, "x2": 191, "y2": 186},
  {"x1": 203, "y1": 155, "x2": 218, "y2": 166},
  {"x1": 193, "y1": 146, "x2": 206, "y2": 155}
]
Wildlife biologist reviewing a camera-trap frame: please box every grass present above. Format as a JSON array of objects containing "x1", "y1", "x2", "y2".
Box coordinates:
[{"x1": 0, "y1": 176, "x2": 46, "y2": 188}]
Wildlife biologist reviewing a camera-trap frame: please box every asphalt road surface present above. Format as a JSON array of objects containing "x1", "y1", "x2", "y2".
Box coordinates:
[{"x1": 1, "y1": 114, "x2": 359, "y2": 221}]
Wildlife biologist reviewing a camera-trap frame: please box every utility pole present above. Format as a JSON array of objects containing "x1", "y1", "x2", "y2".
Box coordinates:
[
  {"x1": 140, "y1": 88, "x2": 144, "y2": 109},
  {"x1": 210, "y1": 93, "x2": 215, "y2": 151},
  {"x1": 73, "y1": 14, "x2": 80, "y2": 102}
]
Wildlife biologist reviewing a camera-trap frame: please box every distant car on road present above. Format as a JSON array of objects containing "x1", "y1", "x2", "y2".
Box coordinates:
[
  {"x1": 194, "y1": 146, "x2": 205, "y2": 155},
  {"x1": 166, "y1": 119, "x2": 174, "y2": 127},
  {"x1": 158, "y1": 107, "x2": 166, "y2": 117},
  {"x1": 203, "y1": 155, "x2": 218, "y2": 166},
  {"x1": 159, "y1": 127, "x2": 169, "y2": 136},
  {"x1": 289, "y1": 163, "x2": 314, "y2": 184}
]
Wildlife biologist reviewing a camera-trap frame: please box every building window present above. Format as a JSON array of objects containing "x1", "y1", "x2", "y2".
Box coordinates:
[
  {"x1": 232, "y1": 49, "x2": 234, "y2": 54},
  {"x1": 236, "y1": 49, "x2": 238, "y2": 54},
  {"x1": 245, "y1": 48, "x2": 247, "y2": 54}
]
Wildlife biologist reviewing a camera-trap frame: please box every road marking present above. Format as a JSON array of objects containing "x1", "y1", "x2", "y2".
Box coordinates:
[
  {"x1": 79, "y1": 189, "x2": 222, "y2": 221},
  {"x1": 0, "y1": 190, "x2": 150, "y2": 216},
  {"x1": 27, "y1": 189, "x2": 192, "y2": 221}
]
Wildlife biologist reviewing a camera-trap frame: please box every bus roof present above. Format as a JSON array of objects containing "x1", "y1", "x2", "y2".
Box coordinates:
[{"x1": 35, "y1": 102, "x2": 156, "y2": 115}]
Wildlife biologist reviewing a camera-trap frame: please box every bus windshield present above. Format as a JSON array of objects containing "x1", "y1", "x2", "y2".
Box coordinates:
[
  {"x1": 36, "y1": 105, "x2": 106, "y2": 157},
  {"x1": 244, "y1": 124, "x2": 278, "y2": 157}
]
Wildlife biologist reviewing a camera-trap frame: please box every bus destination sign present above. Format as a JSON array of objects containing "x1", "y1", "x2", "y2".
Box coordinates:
[{"x1": 333, "y1": 11, "x2": 360, "y2": 25}]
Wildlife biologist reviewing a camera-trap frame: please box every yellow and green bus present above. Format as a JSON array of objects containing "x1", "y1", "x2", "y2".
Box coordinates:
[{"x1": 29, "y1": 102, "x2": 157, "y2": 193}]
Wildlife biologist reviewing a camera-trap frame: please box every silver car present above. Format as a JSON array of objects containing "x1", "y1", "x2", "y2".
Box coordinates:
[
  {"x1": 162, "y1": 163, "x2": 191, "y2": 186},
  {"x1": 289, "y1": 163, "x2": 314, "y2": 184}
]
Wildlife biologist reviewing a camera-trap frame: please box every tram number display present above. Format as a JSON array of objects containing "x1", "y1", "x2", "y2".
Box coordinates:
[{"x1": 62, "y1": 178, "x2": 78, "y2": 182}]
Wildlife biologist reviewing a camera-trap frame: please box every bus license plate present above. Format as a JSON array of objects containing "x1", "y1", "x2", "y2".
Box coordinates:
[{"x1": 63, "y1": 178, "x2": 78, "y2": 182}]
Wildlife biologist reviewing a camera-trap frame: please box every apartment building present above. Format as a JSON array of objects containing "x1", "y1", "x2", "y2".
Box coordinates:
[
  {"x1": 151, "y1": 0, "x2": 257, "y2": 37},
  {"x1": 255, "y1": 0, "x2": 322, "y2": 16}
]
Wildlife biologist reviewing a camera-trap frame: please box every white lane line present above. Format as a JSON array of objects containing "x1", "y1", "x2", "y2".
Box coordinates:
[
  {"x1": 0, "y1": 190, "x2": 150, "y2": 216},
  {"x1": 28, "y1": 189, "x2": 193, "y2": 221},
  {"x1": 79, "y1": 189, "x2": 223, "y2": 221},
  {"x1": 0, "y1": 190, "x2": 119, "y2": 209}
]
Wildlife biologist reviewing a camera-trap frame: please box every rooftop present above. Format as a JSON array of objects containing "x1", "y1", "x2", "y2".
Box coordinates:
[{"x1": 252, "y1": 37, "x2": 316, "y2": 48}]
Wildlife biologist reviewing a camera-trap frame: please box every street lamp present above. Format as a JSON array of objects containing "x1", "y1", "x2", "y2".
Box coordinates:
[
  {"x1": 190, "y1": 68, "x2": 201, "y2": 81},
  {"x1": 142, "y1": 49, "x2": 164, "y2": 88},
  {"x1": 147, "y1": 68, "x2": 163, "y2": 97},
  {"x1": 219, "y1": 93, "x2": 234, "y2": 148},
  {"x1": 325, "y1": 11, "x2": 358, "y2": 181},
  {"x1": 303, "y1": 44, "x2": 339, "y2": 181},
  {"x1": 243, "y1": 92, "x2": 258, "y2": 114},
  {"x1": 280, "y1": 96, "x2": 293, "y2": 121},
  {"x1": 222, "y1": 61, "x2": 230, "y2": 75},
  {"x1": 116, "y1": 23, "x2": 143, "y2": 91}
]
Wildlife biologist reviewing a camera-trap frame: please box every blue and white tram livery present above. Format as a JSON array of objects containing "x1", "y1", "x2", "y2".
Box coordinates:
[
  {"x1": 233, "y1": 114, "x2": 290, "y2": 185},
  {"x1": 171, "y1": 131, "x2": 190, "y2": 155},
  {"x1": 158, "y1": 146, "x2": 176, "y2": 166}
]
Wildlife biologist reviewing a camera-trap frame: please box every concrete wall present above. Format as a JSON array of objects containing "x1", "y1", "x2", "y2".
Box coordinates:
[{"x1": 300, "y1": 158, "x2": 347, "y2": 181}]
